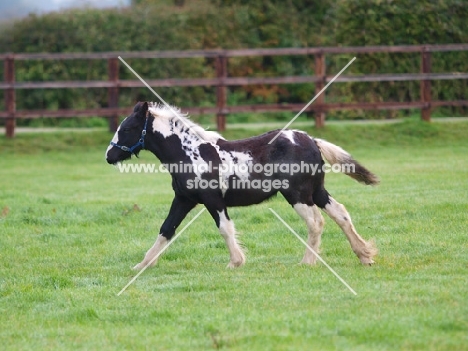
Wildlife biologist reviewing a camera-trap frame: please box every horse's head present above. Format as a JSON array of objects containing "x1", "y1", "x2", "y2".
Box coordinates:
[{"x1": 106, "y1": 101, "x2": 149, "y2": 164}]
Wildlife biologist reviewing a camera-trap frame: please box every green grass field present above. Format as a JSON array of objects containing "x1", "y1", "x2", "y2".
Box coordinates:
[{"x1": 0, "y1": 119, "x2": 467, "y2": 350}]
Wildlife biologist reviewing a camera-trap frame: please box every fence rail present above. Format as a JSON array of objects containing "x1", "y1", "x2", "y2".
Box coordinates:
[{"x1": 1, "y1": 44, "x2": 468, "y2": 137}]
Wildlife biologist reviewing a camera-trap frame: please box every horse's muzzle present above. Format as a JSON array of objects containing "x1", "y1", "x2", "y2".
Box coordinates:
[{"x1": 106, "y1": 148, "x2": 121, "y2": 165}]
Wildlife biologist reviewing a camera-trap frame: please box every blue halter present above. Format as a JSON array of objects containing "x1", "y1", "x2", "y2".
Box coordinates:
[{"x1": 110, "y1": 116, "x2": 149, "y2": 155}]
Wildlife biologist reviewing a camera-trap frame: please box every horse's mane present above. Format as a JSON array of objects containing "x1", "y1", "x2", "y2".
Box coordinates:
[{"x1": 148, "y1": 102, "x2": 224, "y2": 143}]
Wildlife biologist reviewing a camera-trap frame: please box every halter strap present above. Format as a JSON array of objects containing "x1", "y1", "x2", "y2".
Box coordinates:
[{"x1": 110, "y1": 116, "x2": 149, "y2": 155}]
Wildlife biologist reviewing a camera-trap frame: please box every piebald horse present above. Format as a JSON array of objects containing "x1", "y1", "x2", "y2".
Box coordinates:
[{"x1": 106, "y1": 102, "x2": 378, "y2": 269}]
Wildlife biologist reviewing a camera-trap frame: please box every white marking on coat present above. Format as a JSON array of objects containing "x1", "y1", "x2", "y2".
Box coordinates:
[
  {"x1": 217, "y1": 210, "x2": 245, "y2": 267},
  {"x1": 149, "y1": 103, "x2": 226, "y2": 179},
  {"x1": 293, "y1": 203, "x2": 324, "y2": 264},
  {"x1": 282, "y1": 130, "x2": 296, "y2": 144},
  {"x1": 216, "y1": 148, "x2": 253, "y2": 196},
  {"x1": 105, "y1": 118, "x2": 125, "y2": 157},
  {"x1": 133, "y1": 234, "x2": 169, "y2": 270},
  {"x1": 323, "y1": 197, "x2": 377, "y2": 265},
  {"x1": 149, "y1": 103, "x2": 223, "y2": 143}
]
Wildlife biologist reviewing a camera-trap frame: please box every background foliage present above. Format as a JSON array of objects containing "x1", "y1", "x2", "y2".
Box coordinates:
[{"x1": 0, "y1": 0, "x2": 467, "y2": 125}]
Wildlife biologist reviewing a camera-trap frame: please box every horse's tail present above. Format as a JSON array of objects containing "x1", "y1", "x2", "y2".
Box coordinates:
[{"x1": 314, "y1": 138, "x2": 380, "y2": 185}]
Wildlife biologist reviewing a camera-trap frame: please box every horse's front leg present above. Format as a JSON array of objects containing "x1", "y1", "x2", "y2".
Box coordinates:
[
  {"x1": 133, "y1": 195, "x2": 197, "y2": 270},
  {"x1": 205, "y1": 204, "x2": 245, "y2": 268}
]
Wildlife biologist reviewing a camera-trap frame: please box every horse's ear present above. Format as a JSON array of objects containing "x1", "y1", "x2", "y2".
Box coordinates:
[
  {"x1": 134, "y1": 101, "x2": 148, "y2": 118},
  {"x1": 141, "y1": 101, "x2": 148, "y2": 114}
]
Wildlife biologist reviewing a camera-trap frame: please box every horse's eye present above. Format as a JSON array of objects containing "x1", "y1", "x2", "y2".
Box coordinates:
[{"x1": 122, "y1": 128, "x2": 131, "y2": 133}]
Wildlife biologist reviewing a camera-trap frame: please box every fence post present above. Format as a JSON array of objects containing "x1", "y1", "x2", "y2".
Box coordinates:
[
  {"x1": 216, "y1": 55, "x2": 227, "y2": 131},
  {"x1": 420, "y1": 48, "x2": 432, "y2": 122},
  {"x1": 4, "y1": 55, "x2": 15, "y2": 138},
  {"x1": 108, "y1": 57, "x2": 119, "y2": 132},
  {"x1": 314, "y1": 52, "x2": 326, "y2": 128}
]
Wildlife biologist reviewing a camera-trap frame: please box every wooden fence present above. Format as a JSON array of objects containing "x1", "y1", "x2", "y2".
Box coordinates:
[{"x1": 1, "y1": 44, "x2": 468, "y2": 137}]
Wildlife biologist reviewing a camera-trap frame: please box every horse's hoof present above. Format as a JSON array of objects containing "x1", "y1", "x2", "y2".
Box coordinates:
[
  {"x1": 133, "y1": 263, "x2": 145, "y2": 271},
  {"x1": 227, "y1": 261, "x2": 244, "y2": 268},
  {"x1": 360, "y1": 258, "x2": 375, "y2": 266},
  {"x1": 300, "y1": 258, "x2": 318, "y2": 265}
]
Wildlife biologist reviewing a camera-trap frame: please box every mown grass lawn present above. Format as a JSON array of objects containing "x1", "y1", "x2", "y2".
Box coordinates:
[{"x1": 0, "y1": 120, "x2": 467, "y2": 350}]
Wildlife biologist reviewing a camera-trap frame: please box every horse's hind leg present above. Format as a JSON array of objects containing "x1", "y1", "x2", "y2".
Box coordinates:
[
  {"x1": 293, "y1": 204, "x2": 324, "y2": 265},
  {"x1": 316, "y1": 191, "x2": 377, "y2": 265}
]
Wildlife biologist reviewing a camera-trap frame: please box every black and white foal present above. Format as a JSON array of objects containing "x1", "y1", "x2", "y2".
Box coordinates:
[{"x1": 106, "y1": 102, "x2": 379, "y2": 269}]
